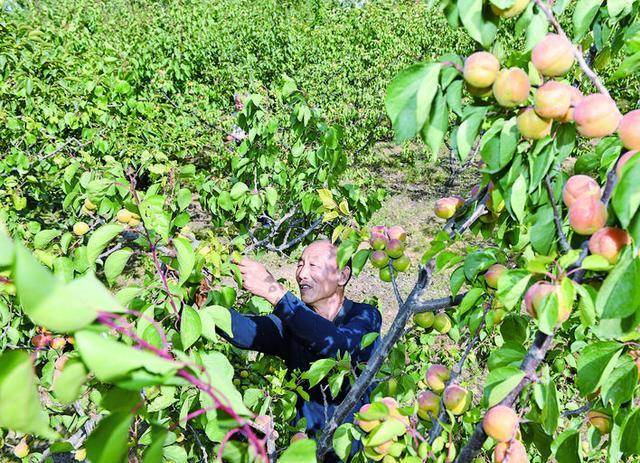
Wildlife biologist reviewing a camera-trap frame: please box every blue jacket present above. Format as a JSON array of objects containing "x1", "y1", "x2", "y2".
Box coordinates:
[{"x1": 222, "y1": 291, "x2": 382, "y2": 434}]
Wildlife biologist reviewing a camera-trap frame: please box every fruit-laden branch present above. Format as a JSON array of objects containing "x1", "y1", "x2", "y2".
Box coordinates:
[
  {"x1": 455, "y1": 170, "x2": 620, "y2": 463},
  {"x1": 533, "y1": 0, "x2": 609, "y2": 97},
  {"x1": 317, "y1": 195, "x2": 489, "y2": 460},
  {"x1": 246, "y1": 209, "x2": 323, "y2": 254},
  {"x1": 545, "y1": 176, "x2": 572, "y2": 253}
]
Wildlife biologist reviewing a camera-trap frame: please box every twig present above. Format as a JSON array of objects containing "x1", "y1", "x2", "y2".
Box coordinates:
[
  {"x1": 413, "y1": 293, "x2": 467, "y2": 313},
  {"x1": 544, "y1": 176, "x2": 571, "y2": 253},
  {"x1": 561, "y1": 402, "x2": 591, "y2": 418},
  {"x1": 389, "y1": 263, "x2": 405, "y2": 307}
]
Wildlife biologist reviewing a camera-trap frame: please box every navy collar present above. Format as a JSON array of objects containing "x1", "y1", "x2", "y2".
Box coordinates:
[{"x1": 332, "y1": 298, "x2": 353, "y2": 326}]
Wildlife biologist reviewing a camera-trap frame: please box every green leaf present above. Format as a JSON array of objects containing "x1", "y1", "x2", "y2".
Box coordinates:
[
  {"x1": 596, "y1": 250, "x2": 640, "y2": 319},
  {"x1": 510, "y1": 175, "x2": 527, "y2": 223},
  {"x1": 576, "y1": 341, "x2": 622, "y2": 395},
  {"x1": 75, "y1": 331, "x2": 176, "y2": 381},
  {"x1": 581, "y1": 254, "x2": 613, "y2": 271},
  {"x1": 142, "y1": 426, "x2": 168, "y2": 463},
  {"x1": 180, "y1": 306, "x2": 202, "y2": 350},
  {"x1": 366, "y1": 419, "x2": 407, "y2": 447},
  {"x1": 0, "y1": 350, "x2": 56, "y2": 438},
  {"x1": 360, "y1": 332, "x2": 379, "y2": 349},
  {"x1": 230, "y1": 182, "x2": 249, "y2": 200},
  {"x1": 487, "y1": 342, "x2": 526, "y2": 370},
  {"x1": 351, "y1": 249, "x2": 370, "y2": 278},
  {"x1": 198, "y1": 352, "x2": 251, "y2": 416},
  {"x1": 278, "y1": 439, "x2": 317, "y2": 463},
  {"x1": 385, "y1": 63, "x2": 442, "y2": 143},
  {"x1": 463, "y1": 249, "x2": 497, "y2": 281},
  {"x1": 104, "y1": 248, "x2": 133, "y2": 284},
  {"x1": 607, "y1": 0, "x2": 632, "y2": 16},
  {"x1": 174, "y1": 237, "x2": 195, "y2": 286},
  {"x1": 524, "y1": 9, "x2": 549, "y2": 51},
  {"x1": 176, "y1": 188, "x2": 192, "y2": 211},
  {"x1": 536, "y1": 377, "x2": 559, "y2": 435},
  {"x1": 34, "y1": 229, "x2": 61, "y2": 250},
  {"x1": 531, "y1": 206, "x2": 555, "y2": 255},
  {"x1": 551, "y1": 430, "x2": 580, "y2": 463},
  {"x1": 482, "y1": 366, "x2": 526, "y2": 407},
  {"x1": 497, "y1": 270, "x2": 532, "y2": 310},
  {"x1": 457, "y1": 107, "x2": 488, "y2": 161},
  {"x1": 422, "y1": 89, "x2": 448, "y2": 160},
  {"x1": 53, "y1": 359, "x2": 87, "y2": 405},
  {"x1": 613, "y1": 153, "x2": 640, "y2": 228},
  {"x1": 573, "y1": 0, "x2": 603, "y2": 40},
  {"x1": 139, "y1": 195, "x2": 170, "y2": 242},
  {"x1": 621, "y1": 408, "x2": 640, "y2": 455},
  {"x1": 337, "y1": 239, "x2": 359, "y2": 270},
  {"x1": 200, "y1": 305, "x2": 232, "y2": 339},
  {"x1": 601, "y1": 355, "x2": 637, "y2": 407},
  {"x1": 86, "y1": 224, "x2": 124, "y2": 264},
  {"x1": 302, "y1": 358, "x2": 337, "y2": 388},
  {"x1": 458, "y1": 0, "x2": 498, "y2": 47},
  {"x1": 86, "y1": 412, "x2": 132, "y2": 463},
  {"x1": 332, "y1": 424, "x2": 358, "y2": 462}
]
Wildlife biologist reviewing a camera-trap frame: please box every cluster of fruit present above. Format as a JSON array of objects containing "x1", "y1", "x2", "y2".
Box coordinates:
[
  {"x1": 115, "y1": 208, "x2": 141, "y2": 227},
  {"x1": 412, "y1": 311, "x2": 452, "y2": 335},
  {"x1": 369, "y1": 226, "x2": 411, "y2": 282},
  {"x1": 355, "y1": 397, "x2": 410, "y2": 462},
  {"x1": 31, "y1": 328, "x2": 72, "y2": 351},
  {"x1": 417, "y1": 364, "x2": 471, "y2": 422},
  {"x1": 74, "y1": 198, "x2": 141, "y2": 237},
  {"x1": 482, "y1": 405, "x2": 527, "y2": 462}
]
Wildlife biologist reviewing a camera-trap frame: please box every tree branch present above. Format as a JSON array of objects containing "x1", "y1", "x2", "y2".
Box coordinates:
[{"x1": 545, "y1": 176, "x2": 571, "y2": 253}]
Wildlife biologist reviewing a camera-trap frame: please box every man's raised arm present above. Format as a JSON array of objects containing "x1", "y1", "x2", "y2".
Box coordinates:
[{"x1": 217, "y1": 310, "x2": 286, "y2": 358}]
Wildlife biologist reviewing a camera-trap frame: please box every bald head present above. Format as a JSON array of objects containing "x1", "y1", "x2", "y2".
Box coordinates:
[{"x1": 295, "y1": 240, "x2": 351, "y2": 305}]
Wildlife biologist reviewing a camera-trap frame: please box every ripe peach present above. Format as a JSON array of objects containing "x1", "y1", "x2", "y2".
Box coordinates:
[
  {"x1": 435, "y1": 197, "x2": 459, "y2": 219},
  {"x1": 534, "y1": 81, "x2": 571, "y2": 119},
  {"x1": 574, "y1": 94, "x2": 622, "y2": 138},
  {"x1": 387, "y1": 225, "x2": 407, "y2": 242},
  {"x1": 562, "y1": 175, "x2": 601, "y2": 208},
  {"x1": 616, "y1": 150, "x2": 639, "y2": 177},
  {"x1": 381, "y1": 397, "x2": 410, "y2": 427},
  {"x1": 587, "y1": 410, "x2": 612, "y2": 434},
  {"x1": 50, "y1": 337, "x2": 67, "y2": 350},
  {"x1": 463, "y1": 52, "x2": 500, "y2": 88},
  {"x1": 356, "y1": 404, "x2": 381, "y2": 432},
  {"x1": 484, "y1": 264, "x2": 507, "y2": 289},
  {"x1": 386, "y1": 239, "x2": 405, "y2": 259},
  {"x1": 426, "y1": 364, "x2": 450, "y2": 393},
  {"x1": 392, "y1": 255, "x2": 411, "y2": 272},
  {"x1": 483, "y1": 405, "x2": 519, "y2": 442},
  {"x1": 523, "y1": 282, "x2": 556, "y2": 318},
  {"x1": 569, "y1": 197, "x2": 607, "y2": 235},
  {"x1": 417, "y1": 390, "x2": 440, "y2": 421},
  {"x1": 517, "y1": 108, "x2": 552, "y2": 140},
  {"x1": 557, "y1": 86, "x2": 584, "y2": 123},
  {"x1": 588, "y1": 227, "x2": 631, "y2": 264},
  {"x1": 494, "y1": 440, "x2": 528, "y2": 463},
  {"x1": 413, "y1": 312, "x2": 435, "y2": 329},
  {"x1": 618, "y1": 109, "x2": 640, "y2": 150},
  {"x1": 443, "y1": 384, "x2": 471, "y2": 415},
  {"x1": 532, "y1": 34, "x2": 575, "y2": 77},
  {"x1": 371, "y1": 250, "x2": 390, "y2": 269},
  {"x1": 32, "y1": 333, "x2": 52, "y2": 348},
  {"x1": 291, "y1": 432, "x2": 307, "y2": 443},
  {"x1": 492, "y1": 68, "x2": 531, "y2": 107},
  {"x1": 433, "y1": 313, "x2": 452, "y2": 334},
  {"x1": 490, "y1": 0, "x2": 530, "y2": 17}
]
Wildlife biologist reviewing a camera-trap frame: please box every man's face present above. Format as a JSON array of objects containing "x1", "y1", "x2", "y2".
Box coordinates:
[{"x1": 295, "y1": 241, "x2": 348, "y2": 305}]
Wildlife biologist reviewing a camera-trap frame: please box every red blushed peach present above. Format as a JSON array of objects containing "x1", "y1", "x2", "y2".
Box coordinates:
[
  {"x1": 517, "y1": 108, "x2": 552, "y2": 140},
  {"x1": 435, "y1": 197, "x2": 458, "y2": 219},
  {"x1": 443, "y1": 384, "x2": 471, "y2": 415},
  {"x1": 616, "y1": 150, "x2": 639, "y2": 177},
  {"x1": 484, "y1": 264, "x2": 507, "y2": 289},
  {"x1": 574, "y1": 94, "x2": 622, "y2": 138},
  {"x1": 463, "y1": 51, "x2": 500, "y2": 88},
  {"x1": 426, "y1": 364, "x2": 450, "y2": 393},
  {"x1": 569, "y1": 196, "x2": 607, "y2": 235},
  {"x1": 532, "y1": 34, "x2": 575, "y2": 77},
  {"x1": 492, "y1": 68, "x2": 531, "y2": 107},
  {"x1": 355, "y1": 404, "x2": 380, "y2": 432},
  {"x1": 483, "y1": 405, "x2": 519, "y2": 443},
  {"x1": 534, "y1": 81, "x2": 571, "y2": 119},
  {"x1": 387, "y1": 225, "x2": 407, "y2": 242},
  {"x1": 417, "y1": 390, "x2": 441, "y2": 421},
  {"x1": 588, "y1": 227, "x2": 631, "y2": 264},
  {"x1": 523, "y1": 281, "x2": 555, "y2": 318},
  {"x1": 557, "y1": 86, "x2": 584, "y2": 123},
  {"x1": 494, "y1": 440, "x2": 528, "y2": 463},
  {"x1": 618, "y1": 109, "x2": 640, "y2": 150},
  {"x1": 562, "y1": 175, "x2": 601, "y2": 208}
]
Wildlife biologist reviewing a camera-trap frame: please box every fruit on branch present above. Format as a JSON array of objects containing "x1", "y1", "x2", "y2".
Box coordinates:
[
  {"x1": 371, "y1": 250, "x2": 390, "y2": 269},
  {"x1": 557, "y1": 86, "x2": 584, "y2": 123},
  {"x1": 523, "y1": 282, "x2": 557, "y2": 319},
  {"x1": 370, "y1": 233, "x2": 388, "y2": 251},
  {"x1": 588, "y1": 227, "x2": 631, "y2": 264},
  {"x1": 490, "y1": 0, "x2": 530, "y2": 18},
  {"x1": 531, "y1": 34, "x2": 575, "y2": 77},
  {"x1": 463, "y1": 52, "x2": 500, "y2": 88},
  {"x1": 484, "y1": 264, "x2": 507, "y2": 289},
  {"x1": 417, "y1": 390, "x2": 440, "y2": 420},
  {"x1": 516, "y1": 108, "x2": 551, "y2": 140},
  {"x1": 433, "y1": 313, "x2": 452, "y2": 334},
  {"x1": 116, "y1": 209, "x2": 133, "y2": 224},
  {"x1": 486, "y1": 184, "x2": 505, "y2": 214},
  {"x1": 426, "y1": 364, "x2": 450, "y2": 393},
  {"x1": 13, "y1": 438, "x2": 29, "y2": 458},
  {"x1": 356, "y1": 404, "x2": 381, "y2": 432},
  {"x1": 413, "y1": 311, "x2": 435, "y2": 329},
  {"x1": 562, "y1": 175, "x2": 601, "y2": 208},
  {"x1": 443, "y1": 384, "x2": 471, "y2": 415},
  {"x1": 83, "y1": 198, "x2": 97, "y2": 211},
  {"x1": 616, "y1": 150, "x2": 639, "y2": 177},
  {"x1": 492, "y1": 68, "x2": 531, "y2": 107},
  {"x1": 240, "y1": 369, "x2": 249, "y2": 378},
  {"x1": 254, "y1": 414, "x2": 273, "y2": 431},
  {"x1": 569, "y1": 197, "x2": 607, "y2": 235},
  {"x1": 291, "y1": 432, "x2": 307, "y2": 443},
  {"x1": 618, "y1": 109, "x2": 640, "y2": 150},
  {"x1": 73, "y1": 221, "x2": 90, "y2": 236},
  {"x1": 493, "y1": 308, "x2": 506, "y2": 324},
  {"x1": 379, "y1": 267, "x2": 392, "y2": 283},
  {"x1": 494, "y1": 439, "x2": 528, "y2": 463},
  {"x1": 483, "y1": 405, "x2": 519, "y2": 442},
  {"x1": 392, "y1": 255, "x2": 411, "y2": 272},
  {"x1": 74, "y1": 448, "x2": 87, "y2": 461},
  {"x1": 381, "y1": 396, "x2": 410, "y2": 427},
  {"x1": 387, "y1": 225, "x2": 407, "y2": 242},
  {"x1": 435, "y1": 197, "x2": 457, "y2": 219},
  {"x1": 574, "y1": 94, "x2": 622, "y2": 138},
  {"x1": 128, "y1": 215, "x2": 141, "y2": 227},
  {"x1": 386, "y1": 239, "x2": 405, "y2": 259},
  {"x1": 587, "y1": 410, "x2": 612, "y2": 434},
  {"x1": 31, "y1": 333, "x2": 52, "y2": 348},
  {"x1": 371, "y1": 225, "x2": 387, "y2": 236},
  {"x1": 50, "y1": 337, "x2": 67, "y2": 350},
  {"x1": 533, "y1": 81, "x2": 571, "y2": 119},
  {"x1": 467, "y1": 83, "x2": 493, "y2": 98}
]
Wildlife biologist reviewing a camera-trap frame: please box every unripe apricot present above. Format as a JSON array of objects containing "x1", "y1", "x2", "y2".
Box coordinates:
[
  {"x1": 532, "y1": 34, "x2": 575, "y2": 77},
  {"x1": 483, "y1": 405, "x2": 519, "y2": 442},
  {"x1": 116, "y1": 209, "x2": 133, "y2": 223},
  {"x1": 562, "y1": 175, "x2": 601, "y2": 208},
  {"x1": 426, "y1": 364, "x2": 450, "y2": 393},
  {"x1": 386, "y1": 239, "x2": 405, "y2": 259},
  {"x1": 387, "y1": 225, "x2": 407, "y2": 242},
  {"x1": 574, "y1": 94, "x2": 622, "y2": 138},
  {"x1": 534, "y1": 81, "x2": 571, "y2": 119},
  {"x1": 569, "y1": 197, "x2": 607, "y2": 235},
  {"x1": 433, "y1": 313, "x2": 452, "y2": 334},
  {"x1": 492, "y1": 68, "x2": 531, "y2": 107},
  {"x1": 73, "y1": 222, "x2": 90, "y2": 236},
  {"x1": 616, "y1": 150, "x2": 639, "y2": 177},
  {"x1": 618, "y1": 109, "x2": 640, "y2": 150},
  {"x1": 523, "y1": 282, "x2": 556, "y2": 318},
  {"x1": 587, "y1": 410, "x2": 612, "y2": 434},
  {"x1": 417, "y1": 390, "x2": 440, "y2": 421},
  {"x1": 379, "y1": 267, "x2": 392, "y2": 283},
  {"x1": 370, "y1": 233, "x2": 388, "y2": 251},
  {"x1": 371, "y1": 250, "x2": 390, "y2": 269},
  {"x1": 494, "y1": 440, "x2": 528, "y2": 463},
  {"x1": 484, "y1": 264, "x2": 507, "y2": 289},
  {"x1": 589, "y1": 227, "x2": 631, "y2": 264},
  {"x1": 516, "y1": 108, "x2": 552, "y2": 140},
  {"x1": 443, "y1": 384, "x2": 471, "y2": 415},
  {"x1": 435, "y1": 197, "x2": 458, "y2": 219},
  {"x1": 356, "y1": 404, "x2": 381, "y2": 432},
  {"x1": 414, "y1": 311, "x2": 435, "y2": 329},
  {"x1": 463, "y1": 52, "x2": 500, "y2": 88},
  {"x1": 557, "y1": 86, "x2": 584, "y2": 123},
  {"x1": 490, "y1": 0, "x2": 530, "y2": 17},
  {"x1": 83, "y1": 198, "x2": 97, "y2": 211},
  {"x1": 392, "y1": 255, "x2": 411, "y2": 272},
  {"x1": 291, "y1": 432, "x2": 307, "y2": 443}
]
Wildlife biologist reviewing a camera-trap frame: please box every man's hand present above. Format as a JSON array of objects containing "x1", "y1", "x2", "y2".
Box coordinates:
[{"x1": 235, "y1": 257, "x2": 288, "y2": 306}]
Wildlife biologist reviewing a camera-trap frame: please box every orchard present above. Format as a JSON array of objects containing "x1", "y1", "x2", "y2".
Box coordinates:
[{"x1": 1, "y1": 0, "x2": 640, "y2": 462}]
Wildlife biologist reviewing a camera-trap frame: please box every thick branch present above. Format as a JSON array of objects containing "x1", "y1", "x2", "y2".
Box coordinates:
[{"x1": 413, "y1": 293, "x2": 467, "y2": 313}]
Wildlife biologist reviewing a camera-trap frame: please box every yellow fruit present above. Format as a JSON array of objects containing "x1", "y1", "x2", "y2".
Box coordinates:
[
  {"x1": 74, "y1": 448, "x2": 87, "y2": 461},
  {"x1": 14, "y1": 438, "x2": 29, "y2": 458},
  {"x1": 490, "y1": 0, "x2": 530, "y2": 18},
  {"x1": 83, "y1": 198, "x2": 97, "y2": 211},
  {"x1": 73, "y1": 222, "x2": 90, "y2": 236},
  {"x1": 116, "y1": 209, "x2": 133, "y2": 223},
  {"x1": 128, "y1": 217, "x2": 141, "y2": 227}
]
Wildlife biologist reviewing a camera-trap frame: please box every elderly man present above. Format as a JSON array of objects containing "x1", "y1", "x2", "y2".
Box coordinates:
[{"x1": 222, "y1": 239, "x2": 382, "y2": 438}]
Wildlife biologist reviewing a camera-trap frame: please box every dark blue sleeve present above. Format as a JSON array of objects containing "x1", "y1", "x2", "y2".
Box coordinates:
[
  {"x1": 217, "y1": 309, "x2": 286, "y2": 358},
  {"x1": 272, "y1": 292, "x2": 381, "y2": 358}
]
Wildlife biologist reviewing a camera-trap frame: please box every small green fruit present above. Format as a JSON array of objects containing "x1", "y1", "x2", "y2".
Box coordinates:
[
  {"x1": 433, "y1": 313, "x2": 452, "y2": 334},
  {"x1": 413, "y1": 312, "x2": 435, "y2": 329},
  {"x1": 392, "y1": 255, "x2": 410, "y2": 272},
  {"x1": 379, "y1": 267, "x2": 392, "y2": 282}
]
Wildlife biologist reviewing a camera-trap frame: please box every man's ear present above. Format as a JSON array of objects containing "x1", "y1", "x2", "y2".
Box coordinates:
[{"x1": 338, "y1": 265, "x2": 351, "y2": 286}]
